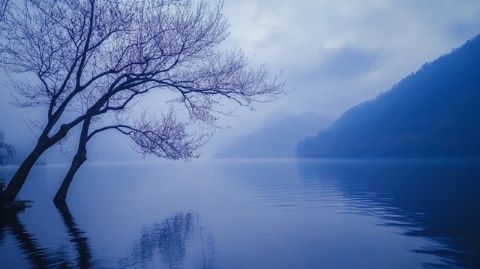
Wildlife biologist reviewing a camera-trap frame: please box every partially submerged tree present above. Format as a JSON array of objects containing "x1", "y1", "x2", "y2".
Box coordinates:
[
  {"x1": 54, "y1": 110, "x2": 204, "y2": 203},
  {"x1": 0, "y1": 0, "x2": 283, "y2": 202}
]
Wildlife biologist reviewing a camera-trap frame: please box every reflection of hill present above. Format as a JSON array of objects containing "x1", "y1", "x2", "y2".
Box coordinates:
[{"x1": 298, "y1": 160, "x2": 480, "y2": 269}]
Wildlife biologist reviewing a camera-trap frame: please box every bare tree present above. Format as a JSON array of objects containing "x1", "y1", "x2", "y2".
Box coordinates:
[
  {"x1": 54, "y1": 110, "x2": 204, "y2": 203},
  {"x1": 0, "y1": 0, "x2": 283, "y2": 202}
]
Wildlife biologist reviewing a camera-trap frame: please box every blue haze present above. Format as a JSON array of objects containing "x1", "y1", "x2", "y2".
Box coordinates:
[
  {"x1": 298, "y1": 35, "x2": 480, "y2": 158},
  {"x1": 1, "y1": 160, "x2": 479, "y2": 269}
]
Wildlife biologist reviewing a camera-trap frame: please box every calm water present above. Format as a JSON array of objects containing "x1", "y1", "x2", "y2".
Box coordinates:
[{"x1": 1, "y1": 160, "x2": 479, "y2": 269}]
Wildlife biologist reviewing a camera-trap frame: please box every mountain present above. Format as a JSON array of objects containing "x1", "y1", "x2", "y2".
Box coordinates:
[
  {"x1": 298, "y1": 35, "x2": 480, "y2": 158},
  {"x1": 216, "y1": 113, "x2": 332, "y2": 159}
]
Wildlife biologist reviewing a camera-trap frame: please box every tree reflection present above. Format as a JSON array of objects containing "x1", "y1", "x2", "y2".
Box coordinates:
[
  {"x1": 55, "y1": 202, "x2": 92, "y2": 269},
  {"x1": 1, "y1": 209, "x2": 55, "y2": 268},
  {"x1": 121, "y1": 212, "x2": 215, "y2": 269},
  {"x1": 0, "y1": 204, "x2": 93, "y2": 269}
]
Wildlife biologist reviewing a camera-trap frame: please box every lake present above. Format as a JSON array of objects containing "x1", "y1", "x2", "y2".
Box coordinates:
[{"x1": 1, "y1": 160, "x2": 479, "y2": 269}]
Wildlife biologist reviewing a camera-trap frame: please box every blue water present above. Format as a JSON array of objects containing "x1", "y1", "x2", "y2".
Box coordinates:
[{"x1": 1, "y1": 160, "x2": 479, "y2": 269}]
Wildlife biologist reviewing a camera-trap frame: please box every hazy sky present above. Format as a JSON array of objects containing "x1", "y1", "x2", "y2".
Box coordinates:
[
  {"x1": 221, "y1": 0, "x2": 480, "y2": 118},
  {"x1": 1, "y1": 0, "x2": 480, "y2": 159},
  {"x1": 201, "y1": 0, "x2": 480, "y2": 154}
]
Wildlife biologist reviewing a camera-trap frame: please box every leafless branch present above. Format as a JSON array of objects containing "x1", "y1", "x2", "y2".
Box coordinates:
[{"x1": 0, "y1": 0, "x2": 283, "y2": 161}]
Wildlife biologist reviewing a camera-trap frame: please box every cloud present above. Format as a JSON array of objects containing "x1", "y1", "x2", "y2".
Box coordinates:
[
  {"x1": 217, "y1": 0, "x2": 480, "y2": 117},
  {"x1": 310, "y1": 46, "x2": 381, "y2": 80},
  {"x1": 199, "y1": 0, "x2": 480, "y2": 156},
  {"x1": 2, "y1": 0, "x2": 480, "y2": 158}
]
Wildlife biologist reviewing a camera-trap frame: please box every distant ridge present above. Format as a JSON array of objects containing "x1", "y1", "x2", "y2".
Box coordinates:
[
  {"x1": 216, "y1": 113, "x2": 331, "y2": 159},
  {"x1": 298, "y1": 35, "x2": 480, "y2": 158}
]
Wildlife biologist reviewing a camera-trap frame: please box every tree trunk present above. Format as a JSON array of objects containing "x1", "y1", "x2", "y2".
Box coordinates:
[
  {"x1": 1, "y1": 142, "x2": 48, "y2": 202},
  {"x1": 54, "y1": 117, "x2": 91, "y2": 204},
  {"x1": 2, "y1": 122, "x2": 71, "y2": 203},
  {"x1": 53, "y1": 152, "x2": 86, "y2": 204}
]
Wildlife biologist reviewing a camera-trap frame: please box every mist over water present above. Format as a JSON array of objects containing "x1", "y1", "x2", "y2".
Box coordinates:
[
  {"x1": 1, "y1": 1, "x2": 480, "y2": 269},
  {"x1": 1, "y1": 160, "x2": 479, "y2": 269}
]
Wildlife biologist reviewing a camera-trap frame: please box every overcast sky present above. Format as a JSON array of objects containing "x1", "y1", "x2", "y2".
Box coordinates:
[
  {"x1": 200, "y1": 0, "x2": 480, "y2": 155},
  {"x1": 1, "y1": 0, "x2": 480, "y2": 159},
  {"x1": 221, "y1": 0, "x2": 480, "y2": 118}
]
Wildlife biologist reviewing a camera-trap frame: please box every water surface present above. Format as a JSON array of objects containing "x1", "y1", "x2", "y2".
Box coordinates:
[{"x1": 1, "y1": 160, "x2": 479, "y2": 269}]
